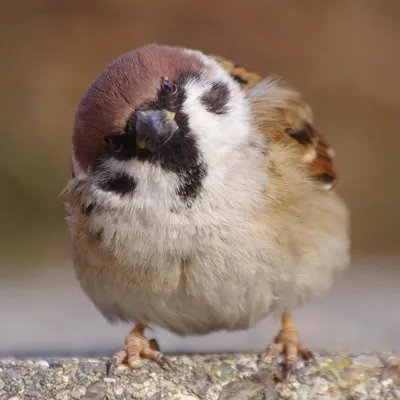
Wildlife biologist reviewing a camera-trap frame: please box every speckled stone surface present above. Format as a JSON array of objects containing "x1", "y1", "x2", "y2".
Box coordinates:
[{"x1": 0, "y1": 353, "x2": 399, "y2": 399}]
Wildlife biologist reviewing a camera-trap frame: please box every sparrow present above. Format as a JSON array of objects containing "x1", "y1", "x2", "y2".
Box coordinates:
[{"x1": 62, "y1": 44, "x2": 350, "y2": 381}]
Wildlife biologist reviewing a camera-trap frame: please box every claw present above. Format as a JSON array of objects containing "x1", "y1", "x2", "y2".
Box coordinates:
[
  {"x1": 261, "y1": 347, "x2": 271, "y2": 360},
  {"x1": 273, "y1": 361, "x2": 295, "y2": 383},
  {"x1": 298, "y1": 346, "x2": 317, "y2": 365},
  {"x1": 141, "y1": 348, "x2": 174, "y2": 370},
  {"x1": 262, "y1": 342, "x2": 284, "y2": 360},
  {"x1": 106, "y1": 360, "x2": 113, "y2": 377},
  {"x1": 107, "y1": 324, "x2": 174, "y2": 374},
  {"x1": 282, "y1": 360, "x2": 295, "y2": 382},
  {"x1": 159, "y1": 355, "x2": 174, "y2": 371},
  {"x1": 107, "y1": 357, "x2": 117, "y2": 377},
  {"x1": 107, "y1": 350, "x2": 127, "y2": 376},
  {"x1": 261, "y1": 312, "x2": 317, "y2": 383}
]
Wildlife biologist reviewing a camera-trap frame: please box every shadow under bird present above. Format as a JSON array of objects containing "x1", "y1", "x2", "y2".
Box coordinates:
[{"x1": 62, "y1": 44, "x2": 350, "y2": 381}]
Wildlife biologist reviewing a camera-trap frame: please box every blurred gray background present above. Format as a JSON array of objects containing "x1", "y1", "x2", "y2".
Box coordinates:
[{"x1": 1, "y1": 0, "x2": 399, "y2": 357}]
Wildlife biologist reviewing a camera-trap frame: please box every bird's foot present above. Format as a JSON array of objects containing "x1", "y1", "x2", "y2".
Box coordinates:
[
  {"x1": 107, "y1": 324, "x2": 173, "y2": 375},
  {"x1": 261, "y1": 312, "x2": 316, "y2": 382}
]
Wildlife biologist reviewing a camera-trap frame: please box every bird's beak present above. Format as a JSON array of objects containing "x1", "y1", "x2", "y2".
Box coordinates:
[{"x1": 135, "y1": 110, "x2": 178, "y2": 152}]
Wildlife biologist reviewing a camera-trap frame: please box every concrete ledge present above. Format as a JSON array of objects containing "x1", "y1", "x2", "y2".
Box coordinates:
[{"x1": 1, "y1": 352, "x2": 399, "y2": 399}]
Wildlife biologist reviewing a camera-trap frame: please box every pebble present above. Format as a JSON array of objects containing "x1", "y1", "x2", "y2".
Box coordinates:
[
  {"x1": 353, "y1": 383, "x2": 368, "y2": 396},
  {"x1": 114, "y1": 385, "x2": 124, "y2": 395},
  {"x1": 218, "y1": 362, "x2": 234, "y2": 374},
  {"x1": 48, "y1": 360, "x2": 64, "y2": 369},
  {"x1": 382, "y1": 378, "x2": 394, "y2": 387},
  {"x1": 26, "y1": 388, "x2": 39, "y2": 397},
  {"x1": 296, "y1": 373, "x2": 313, "y2": 386},
  {"x1": 295, "y1": 360, "x2": 305, "y2": 369},
  {"x1": 302, "y1": 365, "x2": 317, "y2": 376},
  {"x1": 180, "y1": 356, "x2": 194, "y2": 366},
  {"x1": 71, "y1": 387, "x2": 86, "y2": 399},
  {"x1": 330, "y1": 367, "x2": 340, "y2": 381},
  {"x1": 279, "y1": 388, "x2": 293, "y2": 399},
  {"x1": 316, "y1": 371, "x2": 335, "y2": 382},
  {"x1": 55, "y1": 391, "x2": 70, "y2": 400},
  {"x1": 289, "y1": 380, "x2": 301, "y2": 390},
  {"x1": 83, "y1": 380, "x2": 107, "y2": 400},
  {"x1": 2, "y1": 369, "x2": 19, "y2": 380},
  {"x1": 313, "y1": 377, "x2": 329, "y2": 395},
  {"x1": 79, "y1": 362, "x2": 97, "y2": 374},
  {"x1": 391, "y1": 388, "x2": 400, "y2": 399},
  {"x1": 353, "y1": 355, "x2": 382, "y2": 368},
  {"x1": 36, "y1": 360, "x2": 49, "y2": 369},
  {"x1": 338, "y1": 379, "x2": 348, "y2": 389}
]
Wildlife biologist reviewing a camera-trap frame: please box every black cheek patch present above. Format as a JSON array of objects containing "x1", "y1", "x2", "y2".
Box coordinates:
[
  {"x1": 200, "y1": 82, "x2": 231, "y2": 115},
  {"x1": 99, "y1": 174, "x2": 137, "y2": 196}
]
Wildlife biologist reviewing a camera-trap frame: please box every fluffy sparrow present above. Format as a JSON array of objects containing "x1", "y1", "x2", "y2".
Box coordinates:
[{"x1": 62, "y1": 44, "x2": 350, "y2": 381}]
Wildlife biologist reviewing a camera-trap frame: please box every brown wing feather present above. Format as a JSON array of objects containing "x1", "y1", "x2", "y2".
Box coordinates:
[
  {"x1": 209, "y1": 55, "x2": 263, "y2": 89},
  {"x1": 210, "y1": 54, "x2": 337, "y2": 189}
]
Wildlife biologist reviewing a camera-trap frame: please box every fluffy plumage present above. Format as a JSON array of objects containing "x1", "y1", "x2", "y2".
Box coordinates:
[
  {"x1": 210, "y1": 55, "x2": 338, "y2": 189},
  {"x1": 62, "y1": 44, "x2": 349, "y2": 376}
]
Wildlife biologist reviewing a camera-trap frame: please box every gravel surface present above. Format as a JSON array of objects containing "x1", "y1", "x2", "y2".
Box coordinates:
[{"x1": 1, "y1": 352, "x2": 399, "y2": 399}]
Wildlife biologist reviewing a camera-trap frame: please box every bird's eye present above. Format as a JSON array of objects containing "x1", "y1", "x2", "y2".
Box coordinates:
[
  {"x1": 161, "y1": 78, "x2": 177, "y2": 95},
  {"x1": 105, "y1": 135, "x2": 124, "y2": 153}
]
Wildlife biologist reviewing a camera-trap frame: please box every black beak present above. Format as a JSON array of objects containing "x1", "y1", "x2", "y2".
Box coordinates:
[{"x1": 135, "y1": 110, "x2": 178, "y2": 152}]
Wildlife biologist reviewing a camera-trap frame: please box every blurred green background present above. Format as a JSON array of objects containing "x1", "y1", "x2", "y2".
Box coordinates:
[{"x1": 0, "y1": 0, "x2": 399, "y2": 355}]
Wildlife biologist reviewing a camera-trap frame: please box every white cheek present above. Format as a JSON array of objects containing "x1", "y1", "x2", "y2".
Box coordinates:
[
  {"x1": 91, "y1": 157, "x2": 181, "y2": 214},
  {"x1": 182, "y1": 83, "x2": 251, "y2": 161},
  {"x1": 183, "y1": 94, "x2": 221, "y2": 146}
]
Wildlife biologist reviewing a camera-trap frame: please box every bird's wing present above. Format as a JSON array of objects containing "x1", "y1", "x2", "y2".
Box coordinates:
[
  {"x1": 210, "y1": 54, "x2": 337, "y2": 189},
  {"x1": 210, "y1": 54, "x2": 264, "y2": 89}
]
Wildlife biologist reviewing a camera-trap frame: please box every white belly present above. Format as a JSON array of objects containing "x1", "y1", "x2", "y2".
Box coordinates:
[{"x1": 71, "y1": 190, "x2": 349, "y2": 336}]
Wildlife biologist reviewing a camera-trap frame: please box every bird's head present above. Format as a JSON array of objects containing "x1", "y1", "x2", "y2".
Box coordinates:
[{"x1": 71, "y1": 44, "x2": 252, "y2": 204}]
